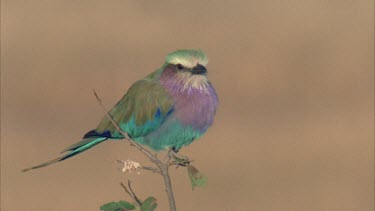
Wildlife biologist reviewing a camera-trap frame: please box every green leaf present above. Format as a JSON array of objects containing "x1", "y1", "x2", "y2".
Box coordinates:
[
  {"x1": 187, "y1": 165, "x2": 208, "y2": 190},
  {"x1": 100, "y1": 200, "x2": 136, "y2": 211},
  {"x1": 141, "y1": 197, "x2": 158, "y2": 211}
]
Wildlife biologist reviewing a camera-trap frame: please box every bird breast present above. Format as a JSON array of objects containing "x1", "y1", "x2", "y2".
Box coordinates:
[{"x1": 169, "y1": 84, "x2": 218, "y2": 132}]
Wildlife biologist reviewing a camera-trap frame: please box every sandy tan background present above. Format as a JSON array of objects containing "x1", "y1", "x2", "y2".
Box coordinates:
[{"x1": 1, "y1": 1, "x2": 374, "y2": 211}]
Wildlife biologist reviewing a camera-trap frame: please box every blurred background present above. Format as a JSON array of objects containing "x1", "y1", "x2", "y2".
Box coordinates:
[{"x1": 1, "y1": 1, "x2": 373, "y2": 210}]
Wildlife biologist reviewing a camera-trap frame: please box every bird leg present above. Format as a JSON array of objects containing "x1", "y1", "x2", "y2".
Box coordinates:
[{"x1": 168, "y1": 149, "x2": 191, "y2": 167}]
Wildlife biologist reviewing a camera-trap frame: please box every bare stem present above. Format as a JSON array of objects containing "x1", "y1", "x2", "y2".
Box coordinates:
[
  {"x1": 160, "y1": 153, "x2": 176, "y2": 211},
  {"x1": 141, "y1": 166, "x2": 161, "y2": 174},
  {"x1": 94, "y1": 90, "x2": 176, "y2": 211},
  {"x1": 121, "y1": 181, "x2": 142, "y2": 207}
]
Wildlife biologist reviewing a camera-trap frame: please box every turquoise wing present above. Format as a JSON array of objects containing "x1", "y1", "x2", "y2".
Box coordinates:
[{"x1": 96, "y1": 79, "x2": 174, "y2": 138}]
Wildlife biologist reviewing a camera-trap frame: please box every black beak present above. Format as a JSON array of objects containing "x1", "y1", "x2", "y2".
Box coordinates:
[{"x1": 192, "y1": 64, "x2": 207, "y2": 75}]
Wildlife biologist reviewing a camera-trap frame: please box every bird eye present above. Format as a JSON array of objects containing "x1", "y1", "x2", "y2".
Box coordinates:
[{"x1": 176, "y1": 64, "x2": 184, "y2": 70}]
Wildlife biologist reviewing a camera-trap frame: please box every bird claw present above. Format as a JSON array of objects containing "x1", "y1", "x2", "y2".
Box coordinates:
[{"x1": 168, "y1": 150, "x2": 191, "y2": 167}]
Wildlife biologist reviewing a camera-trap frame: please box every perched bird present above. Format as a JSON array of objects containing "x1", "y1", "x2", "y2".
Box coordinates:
[{"x1": 23, "y1": 49, "x2": 218, "y2": 172}]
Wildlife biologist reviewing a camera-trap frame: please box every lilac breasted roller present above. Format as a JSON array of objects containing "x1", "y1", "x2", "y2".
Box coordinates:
[{"x1": 23, "y1": 49, "x2": 218, "y2": 172}]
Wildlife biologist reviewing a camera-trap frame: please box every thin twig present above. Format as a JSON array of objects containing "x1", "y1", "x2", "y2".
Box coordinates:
[
  {"x1": 120, "y1": 181, "x2": 142, "y2": 207},
  {"x1": 160, "y1": 153, "x2": 176, "y2": 211},
  {"x1": 93, "y1": 90, "x2": 160, "y2": 165},
  {"x1": 141, "y1": 166, "x2": 161, "y2": 174},
  {"x1": 93, "y1": 90, "x2": 176, "y2": 211}
]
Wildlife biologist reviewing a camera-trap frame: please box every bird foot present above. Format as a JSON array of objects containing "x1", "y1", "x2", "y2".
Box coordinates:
[{"x1": 168, "y1": 150, "x2": 191, "y2": 167}]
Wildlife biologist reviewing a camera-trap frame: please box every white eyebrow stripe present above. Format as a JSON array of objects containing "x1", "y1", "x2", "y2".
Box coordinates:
[{"x1": 169, "y1": 58, "x2": 208, "y2": 69}]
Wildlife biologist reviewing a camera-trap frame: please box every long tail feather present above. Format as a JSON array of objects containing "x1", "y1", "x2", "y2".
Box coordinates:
[{"x1": 22, "y1": 137, "x2": 107, "y2": 172}]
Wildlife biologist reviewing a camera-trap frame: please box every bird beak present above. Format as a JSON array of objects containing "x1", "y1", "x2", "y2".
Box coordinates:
[{"x1": 192, "y1": 64, "x2": 207, "y2": 75}]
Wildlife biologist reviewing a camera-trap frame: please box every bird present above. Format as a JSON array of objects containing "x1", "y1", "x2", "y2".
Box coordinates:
[{"x1": 23, "y1": 49, "x2": 219, "y2": 172}]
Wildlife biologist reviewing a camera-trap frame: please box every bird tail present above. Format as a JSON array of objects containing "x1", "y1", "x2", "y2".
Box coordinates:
[{"x1": 22, "y1": 137, "x2": 107, "y2": 172}]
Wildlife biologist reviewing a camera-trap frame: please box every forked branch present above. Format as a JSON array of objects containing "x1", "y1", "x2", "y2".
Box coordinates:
[{"x1": 93, "y1": 90, "x2": 176, "y2": 211}]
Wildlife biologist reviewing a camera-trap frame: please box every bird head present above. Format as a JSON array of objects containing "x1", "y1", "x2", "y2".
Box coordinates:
[{"x1": 161, "y1": 49, "x2": 210, "y2": 92}]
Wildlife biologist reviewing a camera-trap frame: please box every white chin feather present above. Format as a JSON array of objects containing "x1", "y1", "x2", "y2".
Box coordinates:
[{"x1": 175, "y1": 72, "x2": 209, "y2": 92}]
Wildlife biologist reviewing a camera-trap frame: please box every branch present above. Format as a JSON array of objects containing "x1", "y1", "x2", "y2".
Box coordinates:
[
  {"x1": 93, "y1": 90, "x2": 176, "y2": 211},
  {"x1": 93, "y1": 90, "x2": 161, "y2": 166},
  {"x1": 120, "y1": 181, "x2": 142, "y2": 207},
  {"x1": 141, "y1": 166, "x2": 161, "y2": 174}
]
